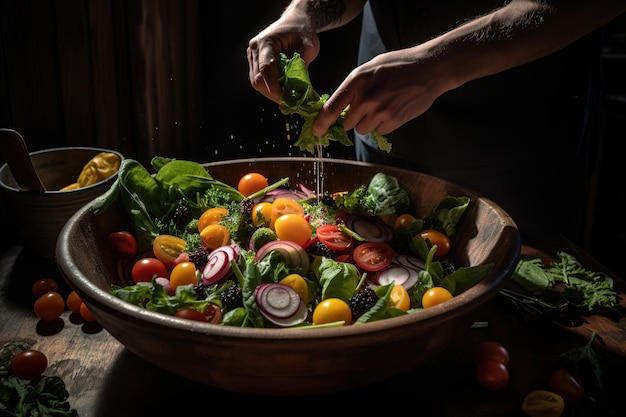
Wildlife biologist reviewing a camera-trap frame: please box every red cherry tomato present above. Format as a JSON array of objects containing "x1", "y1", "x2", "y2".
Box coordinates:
[
  {"x1": 108, "y1": 231, "x2": 138, "y2": 258},
  {"x1": 31, "y1": 278, "x2": 59, "y2": 298},
  {"x1": 548, "y1": 369, "x2": 585, "y2": 403},
  {"x1": 475, "y1": 341, "x2": 510, "y2": 366},
  {"x1": 131, "y1": 258, "x2": 168, "y2": 283},
  {"x1": 33, "y1": 292, "x2": 65, "y2": 321},
  {"x1": 10, "y1": 349, "x2": 48, "y2": 380},
  {"x1": 316, "y1": 224, "x2": 353, "y2": 251},
  {"x1": 353, "y1": 242, "x2": 395, "y2": 272},
  {"x1": 175, "y1": 308, "x2": 207, "y2": 322},
  {"x1": 476, "y1": 359, "x2": 510, "y2": 391}
]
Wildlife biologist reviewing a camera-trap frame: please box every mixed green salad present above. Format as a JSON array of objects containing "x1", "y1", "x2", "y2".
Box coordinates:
[{"x1": 94, "y1": 157, "x2": 493, "y2": 328}]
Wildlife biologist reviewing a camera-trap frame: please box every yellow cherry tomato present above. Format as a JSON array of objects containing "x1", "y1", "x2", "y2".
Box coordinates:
[
  {"x1": 312, "y1": 298, "x2": 352, "y2": 325},
  {"x1": 270, "y1": 197, "x2": 305, "y2": 229},
  {"x1": 238, "y1": 173, "x2": 269, "y2": 197},
  {"x1": 169, "y1": 262, "x2": 198, "y2": 291},
  {"x1": 198, "y1": 207, "x2": 229, "y2": 233},
  {"x1": 274, "y1": 214, "x2": 312, "y2": 246},
  {"x1": 279, "y1": 273, "x2": 309, "y2": 304},
  {"x1": 251, "y1": 202, "x2": 273, "y2": 227},
  {"x1": 389, "y1": 284, "x2": 411, "y2": 311},
  {"x1": 200, "y1": 224, "x2": 231, "y2": 250},
  {"x1": 422, "y1": 287, "x2": 453, "y2": 308},
  {"x1": 153, "y1": 234, "x2": 187, "y2": 266},
  {"x1": 522, "y1": 390, "x2": 565, "y2": 417}
]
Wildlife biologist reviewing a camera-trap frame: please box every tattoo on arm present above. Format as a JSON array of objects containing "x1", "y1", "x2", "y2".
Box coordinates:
[{"x1": 308, "y1": 0, "x2": 346, "y2": 30}]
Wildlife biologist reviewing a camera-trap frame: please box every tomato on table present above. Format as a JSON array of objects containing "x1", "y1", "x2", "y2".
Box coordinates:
[
  {"x1": 33, "y1": 291, "x2": 65, "y2": 321},
  {"x1": 131, "y1": 257, "x2": 168, "y2": 283},
  {"x1": 352, "y1": 242, "x2": 395, "y2": 272},
  {"x1": 316, "y1": 224, "x2": 353, "y2": 251},
  {"x1": 10, "y1": 349, "x2": 48, "y2": 380},
  {"x1": 476, "y1": 359, "x2": 510, "y2": 390},
  {"x1": 474, "y1": 341, "x2": 510, "y2": 366},
  {"x1": 31, "y1": 278, "x2": 59, "y2": 298},
  {"x1": 548, "y1": 369, "x2": 585, "y2": 403}
]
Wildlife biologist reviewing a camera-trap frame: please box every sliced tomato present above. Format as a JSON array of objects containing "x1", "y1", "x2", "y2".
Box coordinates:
[
  {"x1": 153, "y1": 234, "x2": 187, "y2": 267},
  {"x1": 316, "y1": 224, "x2": 353, "y2": 251},
  {"x1": 353, "y1": 242, "x2": 395, "y2": 272}
]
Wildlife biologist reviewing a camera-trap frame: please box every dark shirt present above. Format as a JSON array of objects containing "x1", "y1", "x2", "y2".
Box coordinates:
[{"x1": 356, "y1": 0, "x2": 605, "y2": 242}]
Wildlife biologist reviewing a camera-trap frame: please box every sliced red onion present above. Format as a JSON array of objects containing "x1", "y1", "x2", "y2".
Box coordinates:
[
  {"x1": 345, "y1": 215, "x2": 394, "y2": 242},
  {"x1": 372, "y1": 264, "x2": 419, "y2": 290}
]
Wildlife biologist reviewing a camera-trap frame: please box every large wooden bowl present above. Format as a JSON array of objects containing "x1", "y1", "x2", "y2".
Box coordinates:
[{"x1": 56, "y1": 157, "x2": 520, "y2": 395}]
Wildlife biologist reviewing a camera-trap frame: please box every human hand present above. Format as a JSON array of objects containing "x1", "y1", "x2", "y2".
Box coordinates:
[
  {"x1": 247, "y1": 13, "x2": 321, "y2": 104},
  {"x1": 312, "y1": 47, "x2": 451, "y2": 137}
]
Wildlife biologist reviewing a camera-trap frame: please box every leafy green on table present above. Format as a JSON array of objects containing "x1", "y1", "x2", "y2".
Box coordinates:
[
  {"x1": 0, "y1": 342, "x2": 77, "y2": 417},
  {"x1": 277, "y1": 52, "x2": 392, "y2": 154},
  {"x1": 511, "y1": 251, "x2": 619, "y2": 313}
]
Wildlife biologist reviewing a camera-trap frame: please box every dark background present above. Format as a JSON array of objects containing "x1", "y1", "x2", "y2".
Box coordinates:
[{"x1": 1, "y1": 1, "x2": 625, "y2": 276}]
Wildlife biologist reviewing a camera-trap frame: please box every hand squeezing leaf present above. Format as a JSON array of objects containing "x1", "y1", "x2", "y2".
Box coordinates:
[{"x1": 277, "y1": 52, "x2": 391, "y2": 154}]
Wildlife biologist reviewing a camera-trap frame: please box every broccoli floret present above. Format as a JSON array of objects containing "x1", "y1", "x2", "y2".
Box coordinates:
[{"x1": 249, "y1": 227, "x2": 277, "y2": 251}]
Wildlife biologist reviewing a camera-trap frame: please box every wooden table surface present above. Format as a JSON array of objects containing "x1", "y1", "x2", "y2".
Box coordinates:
[{"x1": 1, "y1": 238, "x2": 625, "y2": 417}]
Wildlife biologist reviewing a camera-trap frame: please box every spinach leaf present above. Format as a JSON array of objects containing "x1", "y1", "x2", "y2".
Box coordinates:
[{"x1": 277, "y1": 52, "x2": 391, "y2": 154}]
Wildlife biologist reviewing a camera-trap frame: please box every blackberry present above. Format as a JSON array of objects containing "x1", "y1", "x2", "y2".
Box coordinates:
[
  {"x1": 349, "y1": 287, "x2": 378, "y2": 322},
  {"x1": 188, "y1": 247, "x2": 210, "y2": 270},
  {"x1": 319, "y1": 193, "x2": 336, "y2": 207},
  {"x1": 171, "y1": 204, "x2": 192, "y2": 230},
  {"x1": 221, "y1": 284, "x2": 243, "y2": 312},
  {"x1": 307, "y1": 241, "x2": 336, "y2": 258},
  {"x1": 241, "y1": 198, "x2": 255, "y2": 217},
  {"x1": 194, "y1": 283, "x2": 208, "y2": 300},
  {"x1": 440, "y1": 260, "x2": 456, "y2": 277}
]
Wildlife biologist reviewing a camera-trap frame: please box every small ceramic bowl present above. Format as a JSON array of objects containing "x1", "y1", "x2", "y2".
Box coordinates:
[
  {"x1": 57, "y1": 157, "x2": 520, "y2": 395},
  {"x1": 0, "y1": 147, "x2": 123, "y2": 259}
]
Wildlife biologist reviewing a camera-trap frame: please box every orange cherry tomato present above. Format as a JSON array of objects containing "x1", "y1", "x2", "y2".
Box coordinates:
[
  {"x1": 394, "y1": 213, "x2": 417, "y2": 229},
  {"x1": 79, "y1": 302, "x2": 97, "y2": 322},
  {"x1": 312, "y1": 298, "x2": 352, "y2": 325},
  {"x1": 200, "y1": 224, "x2": 231, "y2": 250},
  {"x1": 389, "y1": 284, "x2": 411, "y2": 311},
  {"x1": 274, "y1": 214, "x2": 312, "y2": 246},
  {"x1": 169, "y1": 261, "x2": 198, "y2": 291},
  {"x1": 238, "y1": 173, "x2": 269, "y2": 197},
  {"x1": 66, "y1": 290, "x2": 83, "y2": 313},
  {"x1": 421, "y1": 287, "x2": 453, "y2": 308},
  {"x1": 197, "y1": 207, "x2": 229, "y2": 232},
  {"x1": 251, "y1": 202, "x2": 273, "y2": 227},
  {"x1": 33, "y1": 291, "x2": 65, "y2": 321},
  {"x1": 270, "y1": 197, "x2": 304, "y2": 229},
  {"x1": 416, "y1": 230, "x2": 451, "y2": 258}
]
